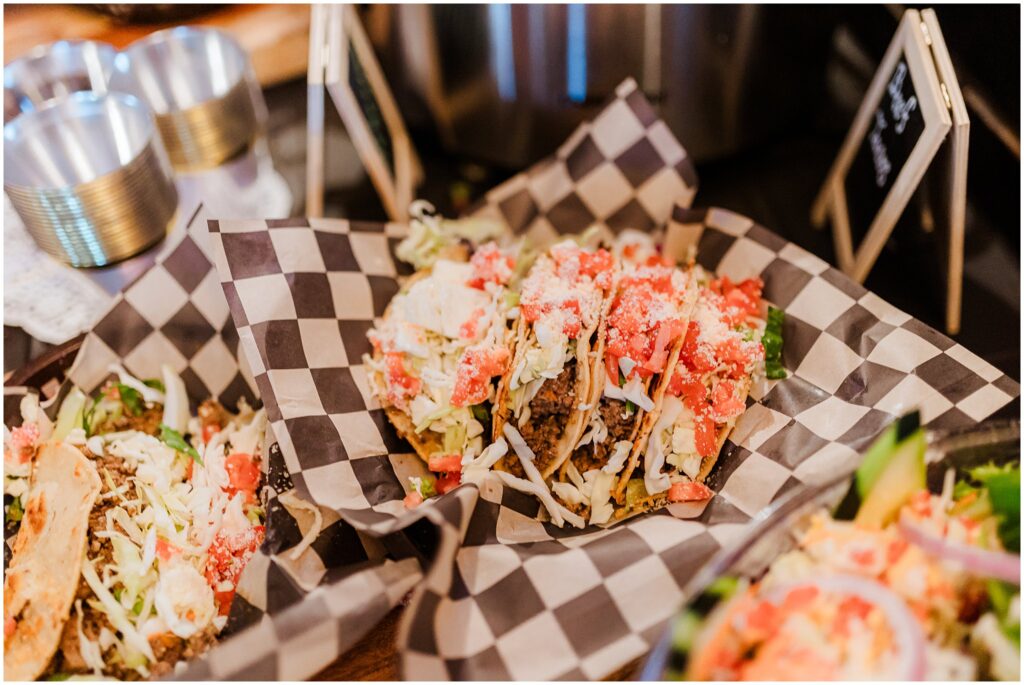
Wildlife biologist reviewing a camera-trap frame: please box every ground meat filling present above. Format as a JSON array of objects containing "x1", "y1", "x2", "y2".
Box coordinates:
[
  {"x1": 571, "y1": 398, "x2": 636, "y2": 473},
  {"x1": 507, "y1": 364, "x2": 577, "y2": 477},
  {"x1": 93, "y1": 404, "x2": 164, "y2": 437}
]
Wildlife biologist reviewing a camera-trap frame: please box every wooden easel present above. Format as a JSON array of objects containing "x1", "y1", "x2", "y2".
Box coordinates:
[
  {"x1": 812, "y1": 9, "x2": 968, "y2": 334},
  {"x1": 306, "y1": 4, "x2": 422, "y2": 222}
]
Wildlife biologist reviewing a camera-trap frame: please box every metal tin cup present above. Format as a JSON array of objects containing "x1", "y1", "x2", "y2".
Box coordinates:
[
  {"x1": 110, "y1": 26, "x2": 266, "y2": 171},
  {"x1": 4, "y1": 39, "x2": 117, "y2": 123},
  {"x1": 4, "y1": 91, "x2": 178, "y2": 267}
]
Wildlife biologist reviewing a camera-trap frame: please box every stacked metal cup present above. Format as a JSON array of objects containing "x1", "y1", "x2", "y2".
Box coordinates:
[
  {"x1": 4, "y1": 91, "x2": 178, "y2": 267},
  {"x1": 4, "y1": 39, "x2": 117, "y2": 123},
  {"x1": 110, "y1": 27, "x2": 266, "y2": 172}
]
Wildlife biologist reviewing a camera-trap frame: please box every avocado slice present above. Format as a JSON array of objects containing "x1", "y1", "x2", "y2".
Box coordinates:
[
  {"x1": 853, "y1": 426, "x2": 926, "y2": 528},
  {"x1": 834, "y1": 411, "x2": 923, "y2": 522}
]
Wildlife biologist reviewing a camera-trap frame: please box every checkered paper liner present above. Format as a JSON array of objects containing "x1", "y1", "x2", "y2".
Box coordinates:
[
  {"x1": 3, "y1": 204, "x2": 422, "y2": 680},
  {"x1": 207, "y1": 79, "x2": 1018, "y2": 679}
]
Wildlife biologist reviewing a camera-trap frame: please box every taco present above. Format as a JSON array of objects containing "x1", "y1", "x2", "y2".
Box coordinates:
[
  {"x1": 492, "y1": 241, "x2": 616, "y2": 482},
  {"x1": 365, "y1": 243, "x2": 516, "y2": 498},
  {"x1": 550, "y1": 255, "x2": 699, "y2": 525},
  {"x1": 3, "y1": 367, "x2": 267, "y2": 680},
  {"x1": 614, "y1": 269, "x2": 769, "y2": 517}
]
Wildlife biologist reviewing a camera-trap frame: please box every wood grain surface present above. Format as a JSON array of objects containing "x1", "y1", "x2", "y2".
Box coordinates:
[
  {"x1": 314, "y1": 605, "x2": 641, "y2": 681},
  {"x1": 3, "y1": 4, "x2": 310, "y2": 87}
]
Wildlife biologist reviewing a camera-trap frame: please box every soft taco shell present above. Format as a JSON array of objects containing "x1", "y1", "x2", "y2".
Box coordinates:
[{"x1": 4, "y1": 441, "x2": 102, "y2": 681}]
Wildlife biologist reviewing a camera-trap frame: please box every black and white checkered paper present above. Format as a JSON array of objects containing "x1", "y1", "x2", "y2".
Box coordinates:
[
  {"x1": 205, "y1": 78, "x2": 1019, "y2": 680},
  {"x1": 4, "y1": 204, "x2": 422, "y2": 680}
]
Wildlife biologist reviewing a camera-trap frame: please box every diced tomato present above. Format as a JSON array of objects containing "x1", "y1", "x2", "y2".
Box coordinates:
[
  {"x1": 155, "y1": 538, "x2": 180, "y2": 562},
  {"x1": 908, "y1": 490, "x2": 932, "y2": 518},
  {"x1": 886, "y1": 538, "x2": 909, "y2": 564},
  {"x1": 711, "y1": 276, "x2": 763, "y2": 323},
  {"x1": 5, "y1": 616, "x2": 16, "y2": 638},
  {"x1": 833, "y1": 595, "x2": 874, "y2": 637},
  {"x1": 428, "y1": 454, "x2": 463, "y2": 473},
  {"x1": 850, "y1": 548, "x2": 877, "y2": 568},
  {"x1": 451, "y1": 346, "x2": 509, "y2": 407},
  {"x1": 404, "y1": 491, "x2": 424, "y2": 509},
  {"x1": 781, "y1": 585, "x2": 819, "y2": 612},
  {"x1": 436, "y1": 472, "x2": 461, "y2": 494},
  {"x1": 745, "y1": 599, "x2": 778, "y2": 635},
  {"x1": 605, "y1": 353, "x2": 620, "y2": 383},
  {"x1": 667, "y1": 480, "x2": 714, "y2": 503},
  {"x1": 622, "y1": 243, "x2": 639, "y2": 260},
  {"x1": 385, "y1": 352, "x2": 421, "y2": 408},
  {"x1": 710, "y1": 381, "x2": 745, "y2": 422},
  {"x1": 694, "y1": 414, "x2": 717, "y2": 457},
  {"x1": 677, "y1": 379, "x2": 709, "y2": 414},
  {"x1": 225, "y1": 453, "x2": 261, "y2": 495},
  {"x1": 644, "y1": 317, "x2": 686, "y2": 374},
  {"x1": 459, "y1": 308, "x2": 484, "y2": 340},
  {"x1": 205, "y1": 525, "x2": 265, "y2": 615},
  {"x1": 467, "y1": 243, "x2": 514, "y2": 289},
  {"x1": 519, "y1": 301, "x2": 546, "y2": 322},
  {"x1": 579, "y1": 248, "x2": 614, "y2": 279},
  {"x1": 202, "y1": 423, "x2": 221, "y2": 443}
]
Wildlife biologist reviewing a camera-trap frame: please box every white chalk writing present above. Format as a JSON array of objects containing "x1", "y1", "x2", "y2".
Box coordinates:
[
  {"x1": 888, "y1": 62, "x2": 918, "y2": 134},
  {"x1": 868, "y1": 109, "x2": 892, "y2": 187}
]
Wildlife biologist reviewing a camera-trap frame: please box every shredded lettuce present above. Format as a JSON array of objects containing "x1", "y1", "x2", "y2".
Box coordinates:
[
  {"x1": 158, "y1": 424, "x2": 202, "y2": 465},
  {"x1": 116, "y1": 384, "x2": 144, "y2": 417},
  {"x1": 54, "y1": 388, "x2": 87, "y2": 440},
  {"x1": 966, "y1": 463, "x2": 1020, "y2": 552},
  {"x1": 6, "y1": 496, "x2": 24, "y2": 523},
  {"x1": 763, "y1": 306, "x2": 786, "y2": 380}
]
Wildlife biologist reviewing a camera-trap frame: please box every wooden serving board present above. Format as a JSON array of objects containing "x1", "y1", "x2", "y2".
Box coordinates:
[{"x1": 3, "y1": 3, "x2": 310, "y2": 87}]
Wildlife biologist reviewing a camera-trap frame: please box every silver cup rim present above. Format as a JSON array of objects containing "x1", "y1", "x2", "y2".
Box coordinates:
[
  {"x1": 3, "y1": 38, "x2": 118, "y2": 88},
  {"x1": 3, "y1": 90, "x2": 160, "y2": 191},
  {"x1": 115, "y1": 25, "x2": 250, "y2": 112}
]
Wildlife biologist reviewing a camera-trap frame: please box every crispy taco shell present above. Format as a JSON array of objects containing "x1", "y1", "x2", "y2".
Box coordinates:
[{"x1": 493, "y1": 274, "x2": 612, "y2": 480}]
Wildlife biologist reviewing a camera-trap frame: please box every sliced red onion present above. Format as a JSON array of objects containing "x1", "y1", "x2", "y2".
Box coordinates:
[
  {"x1": 765, "y1": 574, "x2": 927, "y2": 681},
  {"x1": 898, "y1": 511, "x2": 1021, "y2": 584}
]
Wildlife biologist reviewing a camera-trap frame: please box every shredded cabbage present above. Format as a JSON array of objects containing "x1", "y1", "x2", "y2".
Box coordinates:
[
  {"x1": 588, "y1": 472, "x2": 616, "y2": 525},
  {"x1": 160, "y1": 365, "x2": 189, "y2": 434},
  {"x1": 81, "y1": 559, "x2": 156, "y2": 663},
  {"x1": 502, "y1": 424, "x2": 585, "y2": 528},
  {"x1": 603, "y1": 374, "x2": 654, "y2": 411}
]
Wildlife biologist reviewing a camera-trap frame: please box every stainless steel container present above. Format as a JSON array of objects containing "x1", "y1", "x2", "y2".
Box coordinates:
[
  {"x1": 4, "y1": 91, "x2": 178, "y2": 267},
  {"x1": 109, "y1": 26, "x2": 266, "y2": 171},
  {"x1": 4, "y1": 39, "x2": 117, "y2": 123},
  {"x1": 373, "y1": 4, "x2": 836, "y2": 166}
]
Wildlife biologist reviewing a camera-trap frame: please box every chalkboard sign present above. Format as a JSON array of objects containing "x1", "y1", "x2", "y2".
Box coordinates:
[
  {"x1": 843, "y1": 58, "x2": 926, "y2": 246},
  {"x1": 347, "y1": 43, "x2": 395, "y2": 178},
  {"x1": 812, "y1": 10, "x2": 951, "y2": 284},
  {"x1": 315, "y1": 4, "x2": 420, "y2": 222}
]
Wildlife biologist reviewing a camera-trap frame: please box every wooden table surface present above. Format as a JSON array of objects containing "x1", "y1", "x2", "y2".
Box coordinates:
[
  {"x1": 315, "y1": 605, "x2": 641, "y2": 681},
  {"x1": 3, "y1": 3, "x2": 310, "y2": 87}
]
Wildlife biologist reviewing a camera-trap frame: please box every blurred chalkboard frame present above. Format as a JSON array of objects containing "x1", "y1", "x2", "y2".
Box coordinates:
[
  {"x1": 812, "y1": 10, "x2": 952, "y2": 285},
  {"x1": 315, "y1": 4, "x2": 421, "y2": 222}
]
